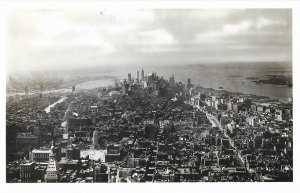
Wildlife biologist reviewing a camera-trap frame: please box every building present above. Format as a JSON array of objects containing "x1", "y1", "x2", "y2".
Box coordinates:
[
  {"x1": 251, "y1": 104, "x2": 257, "y2": 112},
  {"x1": 16, "y1": 133, "x2": 39, "y2": 149},
  {"x1": 187, "y1": 78, "x2": 193, "y2": 91},
  {"x1": 45, "y1": 143, "x2": 60, "y2": 182},
  {"x1": 93, "y1": 130, "x2": 99, "y2": 149},
  {"x1": 72, "y1": 85, "x2": 75, "y2": 92},
  {"x1": 141, "y1": 69, "x2": 145, "y2": 81},
  {"x1": 257, "y1": 106, "x2": 264, "y2": 113},
  {"x1": 227, "y1": 102, "x2": 233, "y2": 111},
  {"x1": 72, "y1": 147, "x2": 81, "y2": 160},
  {"x1": 58, "y1": 159, "x2": 79, "y2": 171},
  {"x1": 233, "y1": 103, "x2": 242, "y2": 113},
  {"x1": 144, "y1": 124, "x2": 158, "y2": 141},
  {"x1": 169, "y1": 75, "x2": 175, "y2": 87},
  {"x1": 222, "y1": 138, "x2": 230, "y2": 149},
  {"x1": 128, "y1": 73, "x2": 132, "y2": 83},
  {"x1": 205, "y1": 98, "x2": 212, "y2": 107},
  {"x1": 122, "y1": 81, "x2": 129, "y2": 95},
  {"x1": 30, "y1": 149, "x2": 52, "y2": 163},
  {"x1": 20, "y1": 162, "x2": 36, "y2": 183},
  {"x1": 253, "y1": 134, "x2": 263, "y2": 149},
  {"x1": 105, "y1": 153, "x2": 120, "y2": 163},
  {"x1": 94, "y1": 163, "x2": 109, "y2": 182},
  {"x1": 66, "y1": 148, "x2": 73, "y2": 160},
  {"x1": 247, "y1": 116, "x2": 259, "y2": 127}
]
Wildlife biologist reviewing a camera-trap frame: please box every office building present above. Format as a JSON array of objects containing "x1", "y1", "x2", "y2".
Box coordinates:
[
  {"x1": 128, "y1": 73, "x2": 132, "y2": 83},
  {"x1": 20, "y1": 162, "x2": 35, "y2": 183},
  {"x1": 30, "y1": 149, "x2": 52, "y2": 163},
  {"x1": 93, "y1": 130, "x2": 99, "y2": 149},
  {"x1": 141, "y1": 69, "x2": 144, "y2": 81},
  {"x1": 45, "y1": 144, "x2": 60, "y2": 183}
]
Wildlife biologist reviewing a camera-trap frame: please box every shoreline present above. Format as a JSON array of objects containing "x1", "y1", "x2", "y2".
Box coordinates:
[{"x1": 7, "y1": 77, "x2": 291, "y2": 103}]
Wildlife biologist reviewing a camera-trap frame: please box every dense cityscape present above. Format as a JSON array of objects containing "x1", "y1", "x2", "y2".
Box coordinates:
[{"x1": 6, "y1": 69, "x2": 293, "y2": 183}]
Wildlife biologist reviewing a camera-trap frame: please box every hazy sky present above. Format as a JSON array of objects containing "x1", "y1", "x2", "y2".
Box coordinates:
[{"x1": 7, "y1": 9, "x2": 292, "y2": 73}]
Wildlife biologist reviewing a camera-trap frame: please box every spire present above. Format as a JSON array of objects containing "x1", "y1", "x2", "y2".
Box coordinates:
[{"x1": 50, "y1": 140, "x2": 54, "y2": 156}]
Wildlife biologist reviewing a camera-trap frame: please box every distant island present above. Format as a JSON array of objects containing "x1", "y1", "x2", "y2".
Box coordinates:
[
  {"x1": 245, "y1": 77, "x2": 259, "y2": 80},
  {"x1": 251, "y1": 75, "x2": 292, "y2": 87}
]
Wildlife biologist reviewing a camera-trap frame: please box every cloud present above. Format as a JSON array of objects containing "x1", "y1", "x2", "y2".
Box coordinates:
[{"x1": 6, "y1": 9, "x2": 292, "y2": 74}]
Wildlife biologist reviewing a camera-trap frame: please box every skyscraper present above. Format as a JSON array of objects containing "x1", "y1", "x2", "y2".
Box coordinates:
[
  {"x1": 20, "y1": 162, "x2": 35, "y2": 183},
  {"x1": 170, "y1": 75, "x2": 175, "y2": 87},
  {"x1": 45, "y1": 142, "x2": 60, "y2": 182},
  {"x1": 141, "y1": 69, "x2": 144, "y2": 81},
  {"x1": 128, "y1": 73, "x2": 132, "y2": 83},
  {"x1": 122, "y1": 80, "x2": 129, "y2": 95},
  {"x1": 187, "y1": 78, "x2": 192, "y2": 91},
  {"x1": 93, "y1": 130, "x2": 99, "y2": 149}
]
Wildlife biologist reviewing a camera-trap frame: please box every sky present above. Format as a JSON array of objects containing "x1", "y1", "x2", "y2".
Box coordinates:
[{"x1": 7, "y1": 9, "x2": 292, "y2": 74}]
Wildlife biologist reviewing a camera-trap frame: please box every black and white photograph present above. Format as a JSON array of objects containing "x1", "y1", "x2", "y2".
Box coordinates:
[{"x1": 1, "y1": 1, "x2": 299, "y2": 192}]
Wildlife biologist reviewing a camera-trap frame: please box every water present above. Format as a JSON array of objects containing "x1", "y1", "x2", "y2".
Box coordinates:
[
  {"x1": 140, "y1": 63, "x2": 292, "y2": 101},
  {"x1": 75, "y1": 79, "x2": 113, "y2": 90},
  {"x1": 7, "y1": 62, "x2": 292, "y2": 102}
]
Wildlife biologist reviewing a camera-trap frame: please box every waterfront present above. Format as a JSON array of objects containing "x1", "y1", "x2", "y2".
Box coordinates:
[
  {"x1": 6, "y1": 62, "x2": 292, "y2": 102},
  {"x1": 85, "y1": 62, "x2": 292, "y2": 101},
  {"x1": 140, "y1": 63, "x2": 292, "y2": 101},
  {"x1": 75, "y1": 79, "x2": 114, "y2": 90}
]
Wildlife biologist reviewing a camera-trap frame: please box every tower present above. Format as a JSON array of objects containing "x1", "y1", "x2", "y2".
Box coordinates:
[
  {"x1": 39, "y1": 82, "x2": 43, "y2": 98},
  {"x1": 141, "y1": 69, "x2": 144, "y2": 81},
  {"x1": 45, "y1": 142, "x2": 60, "y2": 182},
  {"x1": 122, "y1": 80, "x2": 129, "y2": 95},
  {"x1": 170, "y1": 75, "x2": 175, "y2": 87},
  {"x1": 137, "y1": 71, "x2": 140, "y2": 83},
  {"x1": 128, "y1": 73, "x2": 132, "y2": 83},
  {"x1": 187, "y1": 78, "x2": 192, "y2": 91},
  {"x1": 93, "y1": 130, "x2": 99, "y2": 149},
  {"x1": 72, "y1": 85, "x2": 75, "y2": 92}
]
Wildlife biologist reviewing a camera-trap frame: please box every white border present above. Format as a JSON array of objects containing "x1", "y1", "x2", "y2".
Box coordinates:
[{"x1": 0, "y1": 1, "x2": 299, "y2": 193}]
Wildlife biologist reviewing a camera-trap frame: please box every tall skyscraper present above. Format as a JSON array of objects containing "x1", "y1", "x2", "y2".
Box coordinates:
[
  {"x1": 72, "y1": 85, "x2": 75, "y2": 92},
  {"x1": 39, "y1": 83, "x2": 43, "y2": 98},
  {"x1": 122, "y1": 80, "x2": 129, "y2": 95},
  {"x1": 93, "y1": 130, "x2": 99, "y2": 149},
  {"x1": 45, "y1": 142, "x2": 60, "y2": 182},
  {"x1": 128, "y1": 73, "x2": 132, "y2": 83},
  {"x1": 141, "y1": 69, "x2": 144, "y2": 81},
  {"x1": 187, "y1": 78, "x2": 192, "y2": 91},
  {"x1": 170, "y1": 75, "x2": 175, "y2": 87}
]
